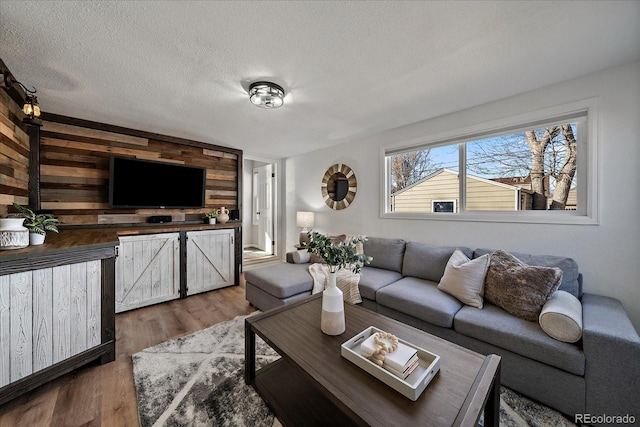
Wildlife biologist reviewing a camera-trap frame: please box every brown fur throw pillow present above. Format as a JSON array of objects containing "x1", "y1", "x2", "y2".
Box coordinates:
[{"x1": 485, "y1": 250, "x2": 563, "y2": 322}]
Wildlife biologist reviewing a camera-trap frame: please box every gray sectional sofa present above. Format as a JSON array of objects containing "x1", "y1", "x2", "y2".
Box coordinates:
[{"x1": 245, "y1": 237, "x2": 640, "y2": 420}]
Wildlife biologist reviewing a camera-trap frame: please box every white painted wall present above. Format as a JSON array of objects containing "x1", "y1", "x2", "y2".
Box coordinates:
[{"x1": 285, "y1": 60, "x2": 640, "y2": 329}]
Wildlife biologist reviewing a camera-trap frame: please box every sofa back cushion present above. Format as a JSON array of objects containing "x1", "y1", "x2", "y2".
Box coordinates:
[
  {"x1": 403, "y1": 242, "x2": 473, "y2": 282},
  {"x1": 473, "y1": 248, "x2": 581, "y2": 298},
  {"x1": 363, "y1": 237, "x2": 406, "y2": 273}
]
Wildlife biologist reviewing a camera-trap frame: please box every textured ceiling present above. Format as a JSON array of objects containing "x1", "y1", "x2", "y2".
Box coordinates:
[{"x1": 1, "y1": 1, "x2": 639, "y2": 159}]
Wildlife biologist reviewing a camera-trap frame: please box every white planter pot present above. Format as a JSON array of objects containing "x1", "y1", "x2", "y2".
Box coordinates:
[
  {"x1": 29, "y1": 233, "x2": 46, "y2": 245},
  {"x1": 0, "y1": 218, "x2": 29, "y2": 250},
  {"x1": 208, "y1": 218, "x2": 216, "y2": 224}
]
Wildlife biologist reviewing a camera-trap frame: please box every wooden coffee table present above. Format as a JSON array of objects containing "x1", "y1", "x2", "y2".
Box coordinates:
[{"x1": 245, "y1": 294, "x2": 501, "y2": 426}]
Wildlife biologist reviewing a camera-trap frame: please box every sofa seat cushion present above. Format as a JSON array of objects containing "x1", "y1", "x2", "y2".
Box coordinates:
[
  {"x1": 244, "y1": 263, "x2": 313, "y2": 299},
  {"x1": 454, "y1": 304, "x2": 585, "y2": 376},
  {"x1": 402, "y1": 242, "x2": 473, "y2": 282},
  {"x1": 376, "y1": 277, "x2": 463, "y2": 328},
  {"x1": 358, "y1": 266, "x2": 403, "y2": 301}
]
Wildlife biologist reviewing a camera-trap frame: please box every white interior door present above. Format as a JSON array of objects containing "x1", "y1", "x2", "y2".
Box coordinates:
[{"x1": 254, "y1": 164, "x2": 273, "y2": 252}]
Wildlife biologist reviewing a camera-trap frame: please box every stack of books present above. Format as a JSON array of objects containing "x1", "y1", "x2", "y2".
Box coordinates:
[{"x1": 360, "y1": 333, "x2": 419, "y2": 379}]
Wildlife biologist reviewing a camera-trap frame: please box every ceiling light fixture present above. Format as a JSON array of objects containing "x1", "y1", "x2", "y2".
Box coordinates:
[{"x1": 249, "y1": 81, "x2": 285, "y2": 109}]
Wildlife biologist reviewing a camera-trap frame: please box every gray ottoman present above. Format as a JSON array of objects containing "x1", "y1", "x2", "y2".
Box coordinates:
[{"x1": 245, "y1": 263, "x2": 314, "y2": 311}]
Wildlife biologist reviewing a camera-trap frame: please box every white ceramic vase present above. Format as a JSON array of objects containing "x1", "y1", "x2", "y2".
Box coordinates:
[
  {"x1": 321, "y1": 271, "x2": 345, "y2": 335},
  {"x1": 216, "y1": 207, "x2": 230, "y2": 224},
  {"x1": 0, "y1": 218, "x2": 29, "y2": 250}
]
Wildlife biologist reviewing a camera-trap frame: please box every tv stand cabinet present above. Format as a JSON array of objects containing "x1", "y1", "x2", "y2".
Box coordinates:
[{"x1": 115, "y1": 226, "x2": 238, "y2": 312}]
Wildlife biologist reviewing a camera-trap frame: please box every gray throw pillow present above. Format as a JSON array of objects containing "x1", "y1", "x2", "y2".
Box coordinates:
[
  {"x1": 485, "y1": 250, "x2": 563, "y2": 322},
  {"x1": 437, "y1": 249, "x2": 490, "y2": 308}
]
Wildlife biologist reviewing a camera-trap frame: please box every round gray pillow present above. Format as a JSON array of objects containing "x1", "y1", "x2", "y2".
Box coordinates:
[{"x1": 292, "y1": 250, "x2": 311, "y2": 264}]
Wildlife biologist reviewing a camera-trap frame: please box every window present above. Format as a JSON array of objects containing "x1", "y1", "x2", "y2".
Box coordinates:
[
  {"x1": 389, "y1": 145, "x2": 459, "y2": 213},
  {"x1": 382, "y1": 100, "x2": 597, "y2": 224},
  {"x1": 432, "y1": 200, "x2": 456, "y2": 213}
]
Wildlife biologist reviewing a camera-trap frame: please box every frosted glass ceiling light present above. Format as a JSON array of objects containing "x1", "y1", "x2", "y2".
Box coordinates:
[{"x1": 249, "y1": 81, "x2": 285, "y2": 109}]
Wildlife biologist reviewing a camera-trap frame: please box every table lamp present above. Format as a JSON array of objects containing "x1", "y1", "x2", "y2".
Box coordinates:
[{"x1": 296, "y1": 211, "x2": 315, "y2": 247}]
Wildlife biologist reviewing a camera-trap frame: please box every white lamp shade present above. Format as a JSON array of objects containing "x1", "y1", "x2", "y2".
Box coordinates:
[{"x1": 296, "y1": 211, "x2": 315, "y2": 229}]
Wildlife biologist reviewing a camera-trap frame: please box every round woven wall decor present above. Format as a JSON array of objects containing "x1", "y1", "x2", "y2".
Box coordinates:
[{"x1": 321, "y1": 164, "x2": 357, "y2": 210}]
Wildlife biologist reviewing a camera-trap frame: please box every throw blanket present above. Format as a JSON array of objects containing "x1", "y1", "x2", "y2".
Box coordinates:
[{"x1": 308, "y1": 263, "x2": 362, "y2": 304}]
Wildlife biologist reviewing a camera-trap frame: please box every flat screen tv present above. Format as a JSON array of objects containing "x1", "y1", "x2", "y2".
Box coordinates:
[{"x1": 109, "y1": 156, "x2": 206, "y2": 209}]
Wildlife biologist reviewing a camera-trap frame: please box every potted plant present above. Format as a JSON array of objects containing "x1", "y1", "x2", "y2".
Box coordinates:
[
  {"x1": 203, "y1": 211, "x2": 217, "y2": 224},
  {"x1": 12, "y1": 203, "x2": 60, "y2": 245},
  {"x1": 306, "y1": 231, "x2": 372, "y2": 335},
  {"x1": 306, "y1": 232, "x2": 371, "y2": 274}
]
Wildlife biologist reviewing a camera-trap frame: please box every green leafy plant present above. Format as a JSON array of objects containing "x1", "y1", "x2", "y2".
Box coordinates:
[
  {"x1": 203, "y1": 211, "x2": 218, "y2": 219},
  {"x1": 12, "y1": 203, "x2": 60, "y2": 236},
  {"x1": 306, "y1": 231, "x2": 372, "y2": 274}
]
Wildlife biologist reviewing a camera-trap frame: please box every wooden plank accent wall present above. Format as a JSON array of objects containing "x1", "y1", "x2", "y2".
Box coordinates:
[
  {"x1": 0, "y1": 89, "x2": 30, "y2": 216},
  {"x1": 34, "y1": 113, "x2": 242, "y2": 226}
]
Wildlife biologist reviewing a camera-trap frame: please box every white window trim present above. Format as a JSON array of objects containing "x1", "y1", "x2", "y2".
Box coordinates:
[{"x1": 380, "y1": 98, "x2": 599, "y2": 225}]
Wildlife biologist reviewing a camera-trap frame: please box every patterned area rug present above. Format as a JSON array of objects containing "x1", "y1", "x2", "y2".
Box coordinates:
[
  {"x1": 132, "y1": 313, "x2": 279, "y2": 427},
  {"x1": 132, "y1": 314, "x2": 575, "y2": 427}
]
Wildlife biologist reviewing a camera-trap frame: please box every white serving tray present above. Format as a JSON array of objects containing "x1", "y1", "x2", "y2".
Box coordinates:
[{"x1": 341, "y1": 326, "x2": 440, "y2": 401}]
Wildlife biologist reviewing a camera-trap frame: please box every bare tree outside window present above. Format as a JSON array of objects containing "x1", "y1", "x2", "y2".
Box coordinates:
[
  {"x1": 389, "y1": 149, "x2": 442, "y2": 193},
  {"x1": 467, "y1": 123, "x2": 578, "y2": 210}
]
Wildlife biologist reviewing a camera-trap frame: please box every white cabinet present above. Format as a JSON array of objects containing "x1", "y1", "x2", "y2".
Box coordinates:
[
  {"x1": 115, "y1": 233, "x2": 180, "y2": 313},
  {"x1": 186, "y1": 229, "x2": 235, "y2": 296},
  {"x1": 0, "y1": 260, "x2": 102, "y2": 387}
]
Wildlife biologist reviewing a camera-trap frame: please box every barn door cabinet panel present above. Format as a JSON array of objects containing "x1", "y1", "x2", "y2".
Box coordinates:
[
  {"x1": 0, "y1": 228, "x2": 117, "y2": 406},
  {"x1": 115, "y1": 233, "x2": 180, "y2": 313},
  {"x1": 0, "y1": 261, "x2": 102, "y2": 389},
  {"x1": 186, "y1": 229, "x2": 235, "y2": 296}
]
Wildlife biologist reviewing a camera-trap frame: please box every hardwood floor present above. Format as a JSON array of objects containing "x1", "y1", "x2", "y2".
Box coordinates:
[{"x1": 0, "y1": 276, "x2": 256, "y2": 426}]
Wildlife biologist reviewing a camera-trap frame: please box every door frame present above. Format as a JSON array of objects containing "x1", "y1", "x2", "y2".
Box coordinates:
[
  {"x1": 254, "y1": 164, "x2": 273, "y2": 252},
  {"x1": 243, "y1": 154, "x2": 282, "y2": 262}
]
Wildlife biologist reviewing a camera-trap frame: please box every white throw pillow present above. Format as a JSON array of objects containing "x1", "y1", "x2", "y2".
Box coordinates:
[
  {"x1": 539, "y1": 290, "x2": 583, "y2": 343},
  {"x1": 437, "y1": 249, "x2": 490, "y2": 308},
  {"x1": 345, "y1": 234, "x2": 366, "y2": 255},
  {"x1": 291, "y1": 250, "x2": 311, "y2": 264}
]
